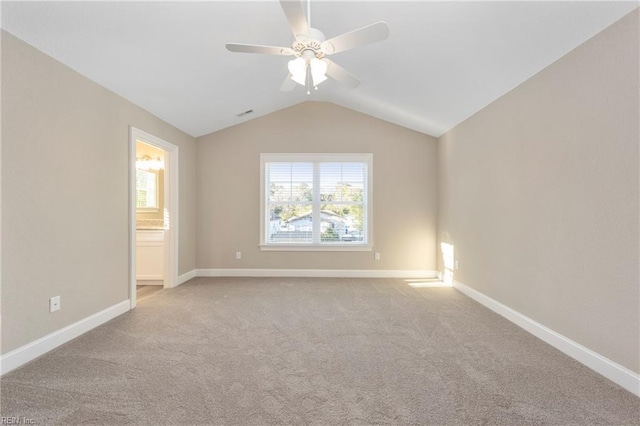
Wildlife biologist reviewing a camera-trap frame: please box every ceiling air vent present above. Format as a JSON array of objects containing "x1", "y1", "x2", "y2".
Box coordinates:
[{"x1": 237, "y1": 109, "x2": 253, "y2": 117}]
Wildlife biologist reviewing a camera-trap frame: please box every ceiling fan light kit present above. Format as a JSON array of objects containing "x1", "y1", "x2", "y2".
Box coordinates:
[
  {"x1": 226, "y1": 0, "x2": 389, "y2": 93},
  {"x1": 288, "y1": 54, "x2": 328, "y2": 88}
]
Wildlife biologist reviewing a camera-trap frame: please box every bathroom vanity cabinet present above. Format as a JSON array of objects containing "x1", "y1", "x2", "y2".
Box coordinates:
[{"x1": 136, "y1": 230, "x2": 164, "y2": 283}]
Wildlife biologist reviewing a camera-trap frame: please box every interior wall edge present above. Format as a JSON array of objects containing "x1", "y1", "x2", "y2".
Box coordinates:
[
  {"x1": 195, "y1": 269, "x2": 440, "y2": 279},
  {"x1": 0, "y1": 300, "x2": 130, "y2": 376},
  {"x1": 177, "y1": 269, "x2": 197, "y2": 286},
  {"x1": 453, "y1": 279, "x2": 640, "y2": 397}
]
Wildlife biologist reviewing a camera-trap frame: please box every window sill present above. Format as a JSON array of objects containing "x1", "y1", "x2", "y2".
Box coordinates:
[{"x1": 259, "y1": 244, "x2": 373, "y2": 252}]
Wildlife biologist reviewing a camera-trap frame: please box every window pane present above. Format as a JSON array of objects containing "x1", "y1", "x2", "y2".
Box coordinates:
[
  {"x1": 136, "y1": 190, "x2": 147, "y2": 208},
  {"x1": 269, "y1": 182, "x2": 292, "y2": 202},
  {"x1": 268, "y1": 162, "x2": 313, "y2": 182},
  {"x1": 320, "y1": 204, "x2": 365, "y2": 243},
  {"x1": 267, "y1": 204, "x2": 313, "y2": 243},
  {"x1": 136, "y1": 170, "x2": 157, "y2": 208},
  {"x1": 268, "y1": 162, "x2": 313, "y2": 203},
  {"x1": 320, "y1": 162, "x2": 366, "y2": 202}
]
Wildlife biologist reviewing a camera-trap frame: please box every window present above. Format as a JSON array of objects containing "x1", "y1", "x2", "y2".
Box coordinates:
[
  {"x1": 136, "y1": 169, "x2": 158, "y2": 210},
  {"x1": 260, "y1": 153, "x2": 372, "y2": 251}
]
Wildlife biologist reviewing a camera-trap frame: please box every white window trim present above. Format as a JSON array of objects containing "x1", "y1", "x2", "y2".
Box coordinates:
[{"x1": 260, "y1": 153, "x2": 373, "y2": 252}]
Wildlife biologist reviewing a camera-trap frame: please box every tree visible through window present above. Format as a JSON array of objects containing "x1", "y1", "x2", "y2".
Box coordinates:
[{"x1": 261, "y1": 154, "x2": 372, "y2": 248}]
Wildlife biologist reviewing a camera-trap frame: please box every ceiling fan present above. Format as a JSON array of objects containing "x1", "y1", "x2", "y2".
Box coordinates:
[{"x1": 225, "y1": 0, "x2": 389, "y2": 94}]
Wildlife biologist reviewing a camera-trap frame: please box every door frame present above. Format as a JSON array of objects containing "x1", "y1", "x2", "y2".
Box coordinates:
[{"x1": 129, "y1": 127, "x2": 179, "y2": 309}]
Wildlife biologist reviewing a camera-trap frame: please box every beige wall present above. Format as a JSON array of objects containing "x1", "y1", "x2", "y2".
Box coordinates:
[
  {"x1": 438, "y1": 11, "x2": 639, "y2": 373},
  {"x1": 1, "y1": 31, "x2": 197, "y2": 353},
  {"x1": 196, "y1": 102, "x2": 438, "y2": 271}
]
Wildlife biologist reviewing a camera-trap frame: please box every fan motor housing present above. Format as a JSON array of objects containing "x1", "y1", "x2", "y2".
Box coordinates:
[{"x1": 292, "y1": 28, "x2": 329, "y2": 59}]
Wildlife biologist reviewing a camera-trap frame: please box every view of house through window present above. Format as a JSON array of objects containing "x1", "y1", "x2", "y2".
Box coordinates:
[{"x1": 261, "y1": 154, "x2": 372, "y2": 248}]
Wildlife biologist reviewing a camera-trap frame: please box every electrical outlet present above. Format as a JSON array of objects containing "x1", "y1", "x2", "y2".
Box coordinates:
[
  {"x1": 50, "y1": 296, "x2": 60, "y2": 312},
  {"x1": 374, "y1": 252, "x2": 381, "y2": 261},
  {"x1": 235, "y1": 251, "x2": 242, "y2": 260}
]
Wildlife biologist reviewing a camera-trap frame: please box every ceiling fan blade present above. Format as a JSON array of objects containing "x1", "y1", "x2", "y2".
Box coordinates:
[
  {"x1": 226, "y1": 43, "x2": 294, "y2": 56},
  {"x1": 279, "y1": 0, "x2": 310, "y2": 38},
  {"x1": 324, "y1": 59, "x2": 360, "y2": 89},
  {"x1": 280, "y1": 74, "x2": 297, "y2": 91},
  {"x1": 321, "y1": 21, "x2": 389, "y2": 55}
]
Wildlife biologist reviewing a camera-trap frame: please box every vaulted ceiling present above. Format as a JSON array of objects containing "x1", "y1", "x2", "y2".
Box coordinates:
[{"x1": 2, "y1": 1, "x2": 637, "y2": 137}]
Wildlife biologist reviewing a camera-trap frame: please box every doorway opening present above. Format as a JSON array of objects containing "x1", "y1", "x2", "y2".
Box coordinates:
[{"x1": 129, "y1": 127, "x2": 179, "y2": 309}]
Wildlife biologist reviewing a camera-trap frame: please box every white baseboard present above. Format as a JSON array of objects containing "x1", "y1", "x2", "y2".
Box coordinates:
[
  {"x1": 0, "y1": 300, "x2": 130, "y2": 376},
  {"x1": 137, "y1": 280, "x2": 163, "y2": 286},
  {"x1": 177, "y1": 269, "x2": 197, "y2": 286},
  {"x1": 196, "y1": 268, "x2": 439, "y2": 279},
  {"x1": 136, "y1": 274, "x2": 163, "y2": 280},
  {"x1": 453, "y1": 280, "x2": 640, "y2": 397}
]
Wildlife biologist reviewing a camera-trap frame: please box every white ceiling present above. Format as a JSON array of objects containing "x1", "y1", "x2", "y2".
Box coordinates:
[{"x1": 2, "y1": 1, "x2": 638, "y2": 138}]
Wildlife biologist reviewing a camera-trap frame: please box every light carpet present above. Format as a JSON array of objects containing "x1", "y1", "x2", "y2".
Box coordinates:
[{"x1": 1, "y1": 277, "x2": 638, "y2": 425}]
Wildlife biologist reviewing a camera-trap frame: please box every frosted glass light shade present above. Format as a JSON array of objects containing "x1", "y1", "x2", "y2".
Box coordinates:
[
  {"x1": 288, "y1": 58, "x2": 307, "y2": 86},
  {"x1": 310, "y1": 58, "x2": 328, "y2": 86}
]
